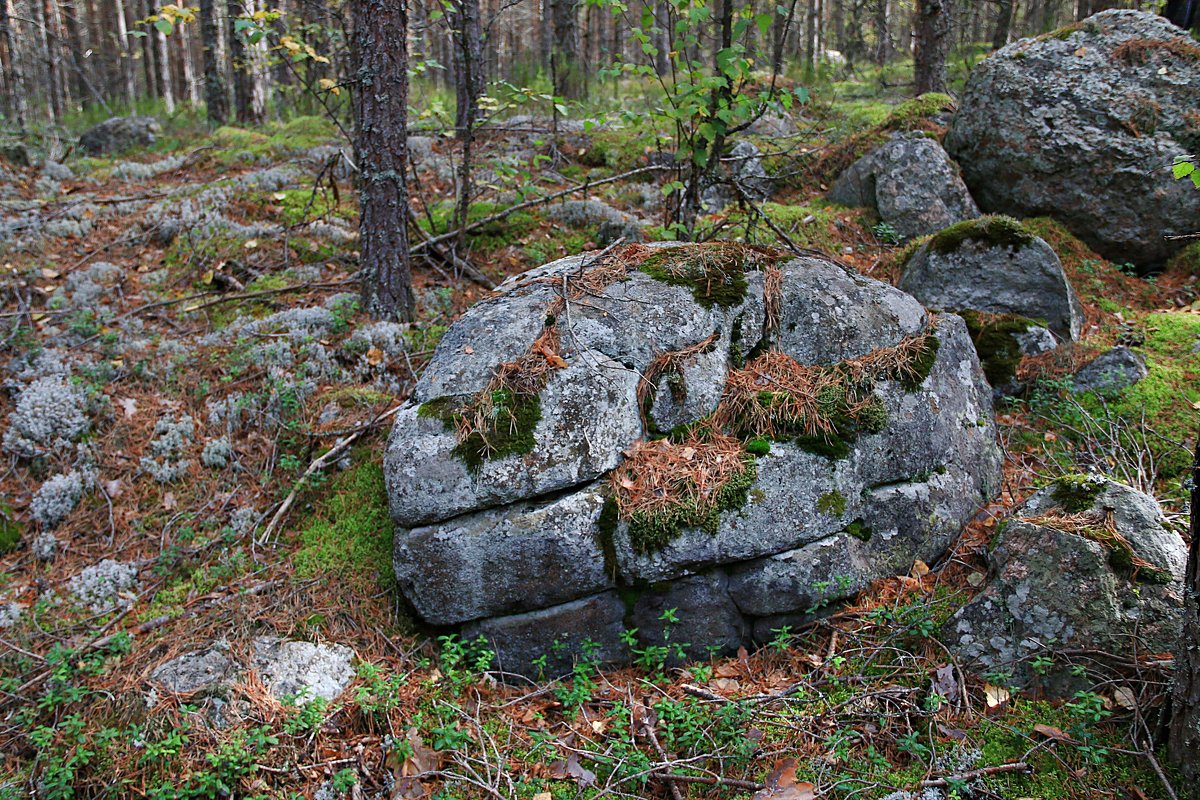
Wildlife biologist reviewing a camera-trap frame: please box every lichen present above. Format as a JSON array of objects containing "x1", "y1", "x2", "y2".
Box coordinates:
[
  {"x1": 926, "y1": 215, "x2": 1036, "y2": 256},
  {"x1": 817, "y1": 491, "x2": 847, "y2": 516}
]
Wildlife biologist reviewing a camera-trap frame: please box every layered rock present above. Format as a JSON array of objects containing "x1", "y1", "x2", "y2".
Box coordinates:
[
  {"x1": 944, "y1": 10, "x2": 1200, "y2": 268},
  {"x1": 387, "y1": 243, "x2": 1002, "y2": 676}
]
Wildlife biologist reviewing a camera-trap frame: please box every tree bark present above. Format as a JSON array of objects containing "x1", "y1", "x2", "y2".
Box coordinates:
[
  {"x1": 199, "y1": 0, "x2": 228, "y2": 123},
  {"x1": 872, "y1": 0, "x2": 890, "y2": 66},
  {"x1": 1169, "y1": 444, "x2": 1200, "y2": 795},
  {"x1": 155, "y1": 24, "x2": 175, "y2": 112},
  {"x1": 1165, "y1": 0, "x2": 1199, "y2": 30},
  {"x1": 991, "y1": 0, "x2": 1014, "y2": 49},
  {"x1": 450, "y1": 0, "x2": 484, "y2": 137},
  {"x1": 0, "y1": 0, "x2": 28, "y2": 130},
  {"x1": 551, "y1": 0, "x2": 584, "y2": 99},
  {"x1": 913, "y1": 0, "x2": 950, "y2": 95},
  {"x1": 226, "y1": 0, "x2": 256, "y2": 123},
  {"x1": 353, "y1": 0, "x2": 415, "y2": 321}
]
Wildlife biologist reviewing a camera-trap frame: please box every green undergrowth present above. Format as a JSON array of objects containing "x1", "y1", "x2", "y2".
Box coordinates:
[
  {"x1": 0, "y1": 504, "x2": 21, "y2": 553},
  {"x1": 960, "y1": 309, "x2": 1043, "y2": 387},
  {"x1": 814, "y1": 92, "x2": 954, "y2": 182},
  {"x1": 205, "y1": 116, "x2": 342, "y2": 166},
  {"x1": 419, "y1": 201, "x2": 538, "y2": 253},
  {"x1": 293, "y1": 456, "x2": 394, "y2": 591},
  {"x1": 271, "y1": 187, "x2": 354, "y2": 227},
  {"x1": 725, "y1": 202, "x2": 849, "y2": 254},
  {"x1": 1166, "y1": 241, "x2": 1200, "y2": 274},
  {"x1": 576, "y1": 126, "x2": 666, "y2": 169},
  {"x1": 925, "y1": 215, "x2": 1035, "y2": 257}
]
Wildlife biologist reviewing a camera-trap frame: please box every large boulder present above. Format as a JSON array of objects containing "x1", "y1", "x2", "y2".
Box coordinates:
[
  {"x1": 78, "y1": 116, "x2": 161, "y2": 156},
  {"x1": 943, "y1": 476, "x2": 1186, "y2": 690},
  {"x1": 944, "y1": 10, "x2": 1200, "y2": 268},
  {"x1": 388, "y1": 243, "x2": 1002, "y2": 676},
  {"x1": 898, "y1": 216, "x2": 1085, "y2": 343},
  {"x1": 828, "y1": 131, "x2": 979, "y2": 240}
]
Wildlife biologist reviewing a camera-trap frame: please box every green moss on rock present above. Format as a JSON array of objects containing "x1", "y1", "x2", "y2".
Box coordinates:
[
  {"x1": 959, "y1": 310, "x2": 1041, "y2": 387},
  {"x1": 1050, "y1": 473, "x2": 1106, "y2": 513},
  {"x1": 627, "y1": 459, "x2": 757, "y2": 554},
  {"x1": 926, "y1": 215, "x2": 1036, "y2": 256},
  {"x1": 817, "y1": 491, "x2": 847, "y2": 516},
  {"x1": 845, "y1": 519, "x2": 872, "y2": 541},
  {"x1": 638, "y1": 244, "x2": 785, "y2": 309}
]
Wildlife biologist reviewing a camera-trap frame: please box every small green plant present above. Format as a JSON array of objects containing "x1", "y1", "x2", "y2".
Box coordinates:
[{"x1": 872, "y1": 221, "x2": 901, "y2": 245}]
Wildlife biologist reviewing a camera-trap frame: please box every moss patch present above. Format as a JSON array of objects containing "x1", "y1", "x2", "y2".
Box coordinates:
[
  {"x1": 926, "y1": 215, "x2": 1035, "y2": 256},
  {"x1": 419, "y1": 390, "x2": 542, "y2": 473},
  {"x1": 293, "y1": 458, "x2": 393, "y2": 590},
  {"x1": 626, "y1": 459, "x2": 757, "y2": 553},
  {"x1": 639, "y1": 244, "x2": 785, "y2": 308},
  {"x1": 816, "y1": 491, "x2": 847, "y2": 516},
  {"x1": 1050, "y1": 473, "x2": 1106, "y2": 513},
  {"x1": 845, "y1": 519, "x2": 872, "y2": 541},
  {"x1": 960, "y1": 310, "x2": 1041, "y2": 387},
  {"x1": 0, "y1": 504, "x2": 20, "y2": 554}
]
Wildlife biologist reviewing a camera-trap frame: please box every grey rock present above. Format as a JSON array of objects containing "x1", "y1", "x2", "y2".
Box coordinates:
[
  {"x1": 152, "y1": 643, "x2": 237, "y2": 695},
  {"x1": 702, "y1": 140, "x2": 774, "y2": 212},
  {"x1": 746, "y1": 109, "x2": 800, "y2": 138},
  {"x1": 944, "y1": 10, "x2": 1200, "y2": 268},
  {"x1": 0, "y1": 141, "x2": 31, "y2": 167},
  {"x1": 631, "y1": 572, "x2": 747, "y2": 661},
  {"x1": 1071, "y1": 346, "x2": 1148, "y2": 394},
  {"x1": 388, "y1": 247, "x2": 1001, "y2": 674},
  {"x1": 463, "y1": 592, "x2": 632, "y2": 678},
  {"x1": 78, "y1": 116, "x2": 161, "y2": 156},
  {"x1": 944, "y1": 478, "x2": 1185, "y2": 689},
  {"x1": 1014, "y1": 325, "x2": 1058, "y2": 356},
  {"x1": 387, "y1": 349, "x2": 642, "y2": 527},
  {"x1": 251, "y1": 637, "x2": 355, "y2": 704},
  {"x1": 393, "y1": 487, "x2": 613, "y2": 624},
  {"x1": 829, "y1": 132, "x2": 980, "y2": 240},
  {"x1": 899, "y1": 225, "x2": 1084, "y2": 341}
]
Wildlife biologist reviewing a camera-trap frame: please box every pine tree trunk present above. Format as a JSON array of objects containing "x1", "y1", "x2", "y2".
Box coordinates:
[
  {"x1": 353, "y1": 0, "x2": 415, "y2": 321},
  {"x1": 0, "y1": 0, "x2": 28, "y2": 130},
  {"x1": 992, "y1": 0, "x2": 1014, "y2": 49},
  {"x1": 227, "y1": 0, "x2": 255, "y2": 123},
  {"x1": 913, "y1": 0, "x2": 950, "y2": 95},
  {"x1": 155, "y1": 25, "x2": 175, "y2": 112},
  {"x1": 1169, "y1": 444, "x2": 1200, "y2": 795},
  {"x1": 199, "y1": 0, "x2": 228, "y2": 123},
  {"x1": 872, "y1": 0, "x2": 890, "y2": 65},
  {"x1": 551, "y1": 0, "x2": 583, "y2": 99},
  {"x1": 450, "y1": 0, "x2": 484, "y2": 137}
]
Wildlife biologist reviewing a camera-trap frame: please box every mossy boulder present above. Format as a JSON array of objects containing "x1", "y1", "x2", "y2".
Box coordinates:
[
  {"x1": 899, "y1": 217, "x2": 1084, "y2": 344},
  {"x1": 945, "y1": 10, "x2": 1200, "y2": 268},
  {"x1": 386, "y1": 243, "x2": 1001, "y2": 676},
  {"x1": 828, "y1": 131, "x2": 979, "y2": 240},
  {"x1": 78, "y1": 116, "x2": 160, "y2": 156},
  {"x1": 944, "y1": 477, "x2": 1186, "y2": 691}
]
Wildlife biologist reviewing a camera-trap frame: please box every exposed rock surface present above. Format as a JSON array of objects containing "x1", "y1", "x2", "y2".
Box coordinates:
[
  {"x1": 251, "y1": 638, "x2": 355, "y2": 704},
  {"x1": 702, "y1": 140, "x2": 775, "y2": 212},
  {"x1": 151, "y1": 643, "x2": 238, "y2": 695},
  {"x1": 78, "y1": 116, "x2": 161, "y2": 156},
  {"x1": 388, "y1": 244, "x2": 1002, "y2": 676},
  {"x1": 1071, "y1": 346, "x2": 1148, "y2": 394},
  {"x1": 899, "y1": 217, "x2": 1084, "y2": 342},
  {"x1": 828, "y1": 131, "x2": 979, "y2": 240},
  {"x1": 944, "y1": 10, "x2": 1200, "y2": 267},
  {"x1": 944, "y1": 477, "x2": 1186, "y2": 689}
]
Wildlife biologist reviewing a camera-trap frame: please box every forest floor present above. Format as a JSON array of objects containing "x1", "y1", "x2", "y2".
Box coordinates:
[{"x1": 0, "y1": 84, "x2": 1198, "y2": 800}]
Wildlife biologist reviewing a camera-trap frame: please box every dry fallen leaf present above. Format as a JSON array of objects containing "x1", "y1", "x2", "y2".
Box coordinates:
[
  {"x1": 984, "y1": 683, "x2": 1010, "y2": 708},
  {"x1": 1033, "y1": 723, "x2": 1075, "y2": 743},
  {"x1": 1112, "y1": 686, "x2": 1137, "y2": 710},
  {"x1": 366, "y1": 347, "x2": 385, "y2": 366},
  {"x1": 119, "y1": 397, "x2": 138, "y2": 418},
  {"x1": 967, "y1": 571, "x2": 985, "y2": 587},
  {"x1": 752, "y1": 758, "x2": 816, "y2": 800},
  {"x1": 546, "y1": 353, "x2": 568, "y2": 368},
  {"x1": 464, "y1": 345, "x2": 475, "y2": 354},
  {"x1": 911, "y1": 559, "x2": 931, "y2": 578}
]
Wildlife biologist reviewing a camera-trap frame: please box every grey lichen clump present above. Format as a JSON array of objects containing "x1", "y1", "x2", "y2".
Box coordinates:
[
  {"x1": 3, "y1": 376, "x2": 91, "y2": 458},
  {"x1": 200, "y1": 437, "x2": 234, "y2": 469},
  {"x1": 69, "y1": 560, "x2": 138, "y2": 613},
  {"x1": 30, "y1": 471, "x2": 88, "y2": 528},
  {"x1": 140, "y1": 414, "x2": 195, "y2": 483}
]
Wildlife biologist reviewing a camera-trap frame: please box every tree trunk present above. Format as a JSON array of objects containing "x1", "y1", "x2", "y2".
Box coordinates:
[
  {"x1": 450, "y1": 0, "x2": 484, "y2": 137},
  {"x1": 353, "y1": 0, "x2": 415, "y2": 321},
  {"x1": 155, "y1": 24, "x2": 175, "y2": 112},
  {"x1": 199, "y1": 0, "x2": 228, "y2": 123},
  {"x1": 1169, "y1": 444, "x2": 1200, "y2": 795},
  {"x1": 227, "y1": 0, "x2": 255, "y2": 123},
  {"x1": 60, "y1": 0, "x2": 87, "y2": 109},
  {"x1": 992, "y1": 0, "x2": 1014, "y2": 49},
  {"x1": 872, "y1": 0, "x2": 890, "y2": 65},
  {"x1": 1165, "y1": 0, "x2": 1199, "y2": 30},
  {"x1": 913, "y1": 0, "x2": 950, "y2": 95},
  {"x1": 0, "y1": 0, "x2": 28, "y2": 130},
  {"x1": 551, "y1": 0, "x2": 583, "y2": 99}
]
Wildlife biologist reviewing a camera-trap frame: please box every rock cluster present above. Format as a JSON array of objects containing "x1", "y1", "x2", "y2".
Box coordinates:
[{"x1": 386, "y1": 243, "x2": 1002, "y2": 675}]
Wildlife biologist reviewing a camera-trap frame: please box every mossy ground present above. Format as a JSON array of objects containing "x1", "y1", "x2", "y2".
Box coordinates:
[
  {"x1": 292, "y1": 456, "x2": 394, "y2": 591},
  {"x1": 925, "y1": 215, "x2": 1036, "y2": 256}
]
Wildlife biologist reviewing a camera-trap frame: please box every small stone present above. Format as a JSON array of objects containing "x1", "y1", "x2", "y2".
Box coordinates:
[{"x1": 1071, "y1": 346, "x2": 1148, "y2": 395}]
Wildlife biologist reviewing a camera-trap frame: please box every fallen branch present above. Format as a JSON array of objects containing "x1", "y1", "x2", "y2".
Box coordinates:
[
  {"x1": 411, "y1": 164, "x2": 673, "y2": 255},
  {"x1": 919, "y1": 762, "x2": 1030, "y2": 788},
  {"x1": 257, "y1": 403, "x2": 405, "y2": 544}
]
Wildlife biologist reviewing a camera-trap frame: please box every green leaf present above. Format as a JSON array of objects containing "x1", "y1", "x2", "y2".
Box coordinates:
[
  {"x1": 154, "y1": 18, "x2": 173, "y2": 35},
  {"x1": 756, "y1": 12, "x2": 773, "y2": 37},
  {"x1": 1172, "y1": 160, "x2": 1196, "y2": 180},
  {"x1": 1192, "y1": 171, "x2": 1200, "y2": 189}
]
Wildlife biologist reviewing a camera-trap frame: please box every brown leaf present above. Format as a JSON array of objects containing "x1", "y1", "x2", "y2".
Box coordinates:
[
  {"x1": 752, "y1": 758, "x2": 816, "y2": 800},
  {"x1": 402, "y1": 727, "x2": 440, "y2": 775},
  {"x1": 548, "y1": 754, "x2": 596, "y2": 786},
  {"x1": 545, "y1": 353, "x2": 568, "y2": 368},
  {"x1": 463, "y1": 345, "x2": 475, "y2": 354},
  {"x1": 366, "y1": 347, "x2": 385, "y2": 366},
  {"x1": 1033, "y1": 723, "x2": 1075, "y2": 743},
  {"x1": 162, "y1": 491, "x2": 176, "y2": 511},
  {"x1": 984, "y1": 683, "x2": 1010, "y2": 709},
  {"x1": 911, "y1": 559, "x2": 931, "y2": 578},
  {"x1": 931, "y1": 665, "x2": 957, "y2": 699}
]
